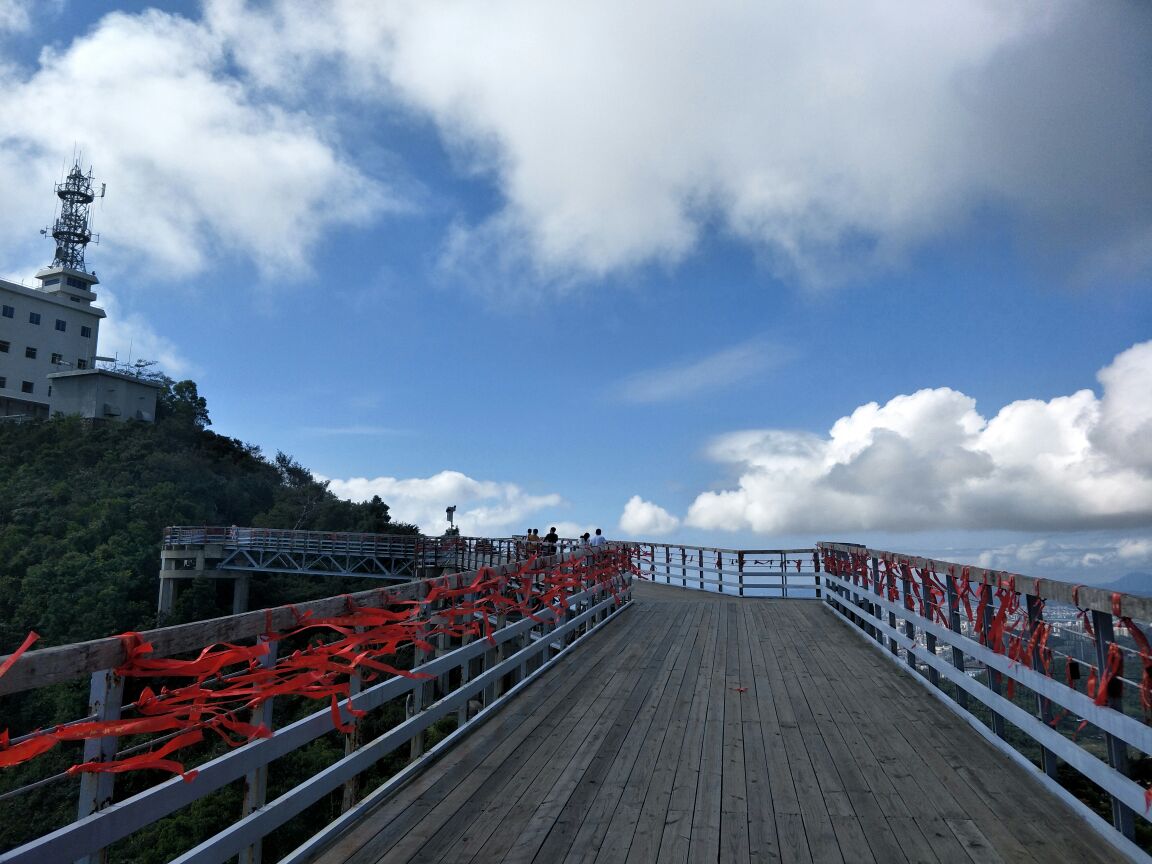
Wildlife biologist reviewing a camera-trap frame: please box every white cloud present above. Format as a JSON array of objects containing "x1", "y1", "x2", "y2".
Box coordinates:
[
  {"x1": 975, "y1": 536, "x2": 1152, "y2": 577},
  {"x1": 321, "y1": 469, "x2": 563, "y2": 536},
  {"x1": 0, "y1": 8, "x2": 399, "y2": 282},
  {"x1": 686, "y1": 340, "x2": 1152, "y2": 534},
  {"x1": 0, "y1": 0, "x2": 31, "y2": 33},
  {"x1": 616, "y1": 341, "x2": 788, "y2": 403},
  {"x1": 7, "y1": 2, "x2": 1147, "y2": 294},
  {"x1": 619, "y1": 495, "x2": 680, "y2": 536},
  {"x1": 95, "y1": 288, "x2": 196, "y2": 379},
  {"x1": 1118, "y1": 539, "x2": 1152, "y2": 564},
  {"x1": 203, "y1": 0, "x2": 1152, "y2": 289}
]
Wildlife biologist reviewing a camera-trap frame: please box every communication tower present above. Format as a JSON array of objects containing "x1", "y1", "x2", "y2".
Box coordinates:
[{"x1": 42, "y1": 161, "x2": 105, "y2": 273}]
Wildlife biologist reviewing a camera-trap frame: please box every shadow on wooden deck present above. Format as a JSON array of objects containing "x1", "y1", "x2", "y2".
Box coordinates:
[{"x1": 309, "y1": 579, "x2": 1119, "y2": 864}]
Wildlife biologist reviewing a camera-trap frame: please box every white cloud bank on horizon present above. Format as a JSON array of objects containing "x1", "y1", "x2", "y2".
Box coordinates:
[
  {"x1": 321, "y1": 469, "x2": 563, "y2": 536},
  {"x1": 974, "y1": 536, "x2": 1152, "y2": 576},
  {"x1": 203, "y1": 0, "x2": 1152, "y2": 290},
  {"x1": 679, "y1": 340, "x2": 1152, "y2": 535}
]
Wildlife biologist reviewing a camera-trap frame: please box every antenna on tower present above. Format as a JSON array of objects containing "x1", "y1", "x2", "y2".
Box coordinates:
[{"x1": 41, "y1": 161, "x2": 104, "y2": 273}]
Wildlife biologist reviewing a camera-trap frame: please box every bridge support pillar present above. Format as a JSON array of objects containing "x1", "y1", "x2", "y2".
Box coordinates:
[
  {"x1": 232, "y1": 575, "x2": 250, "y2": 615},
  {"x1": 157, "y1": 576, "x2": 176, "y2": 619}
]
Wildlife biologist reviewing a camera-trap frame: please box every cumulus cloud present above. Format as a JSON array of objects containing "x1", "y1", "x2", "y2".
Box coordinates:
[
  {"x1": 322, "y1": 469, "x2": 562, "y2": 536},
  {"x1": 619, "y1": 496, "x2": 680, "y2": 536},
  {"x1": 685, "y1": 340, "x2": 1152, "y2": 534},
  {"x1": 199, "y1": 0, "x2": 1152, "y2": 289},
  {"x1": 0, "y1": 8, "x2": 398, "y2": 281},
  {"x1": 616, "y1": 341, "x2": 788, "y2": 403},
  {"x1": 7, "y1": 2, "x2": 1147, "y2": 294},
  {"x1": 974, "y1": 536, "x2": 1152, "y2": 577}
]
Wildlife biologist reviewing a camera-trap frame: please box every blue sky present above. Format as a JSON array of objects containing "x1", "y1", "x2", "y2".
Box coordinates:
[{"x1": 1, "y1": 1, "x2": 1150, "y2": 584}]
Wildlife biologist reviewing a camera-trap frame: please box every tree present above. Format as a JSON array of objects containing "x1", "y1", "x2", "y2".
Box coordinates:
[{"x1": 156, "y1": 378, "x2": 211, "y2": 430}]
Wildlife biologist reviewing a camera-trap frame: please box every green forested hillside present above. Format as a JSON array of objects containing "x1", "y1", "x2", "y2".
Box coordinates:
[
  {"x1": 0, "y1": 380, "x2": 418, "y2": 650},
  {"x1": 0, "y1": 381, "x2": 426, "y2": 860}
]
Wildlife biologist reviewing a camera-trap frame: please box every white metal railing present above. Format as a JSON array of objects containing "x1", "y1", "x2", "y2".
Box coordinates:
[
  {"x1": 6, "y1": 537, "x2": 1152, "y2": 862},
  {"x1": 819, "y1": 542, "x2": 1152, "y2": 863},
  {"x1": 0, "y1": 549, "x2": 634, "y2": 864},
  {"x1": 632, "y1": 542, "x2": 821, "y2": 597}
]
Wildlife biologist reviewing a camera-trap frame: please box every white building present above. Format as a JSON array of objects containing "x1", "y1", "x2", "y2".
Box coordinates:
[
  {"x1": 47, "y1": 367, "x2": 161, "y2": 422},
  {"x1": 0, "y1": 266, "x2": 105, "y2": 419}
]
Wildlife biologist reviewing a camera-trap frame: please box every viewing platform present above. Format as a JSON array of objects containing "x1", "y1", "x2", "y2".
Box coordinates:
[
  {"x1": 315, "y1": 579, "x2": 1118, "y2": 864},
  {"x1": 1, "y1": 538, "x2": 1150, "y2": 863}
]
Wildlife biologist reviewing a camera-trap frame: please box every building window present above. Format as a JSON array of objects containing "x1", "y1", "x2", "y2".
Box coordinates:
[
  {"x1": 25, "y1": 346, "x2": 37, "y2": 359},
  {"x1": 40, "y1": 277, "x2": 60, "y2": 286},
  {"x1": 0, "y1": 377, "x2": 6, "y2": 388},
  {"x1": 55, "y1": 319, "x2": 66, "y2": 332},
  {"x1": 21, "y1": 381, "x2": 33, "y2": 394},
  {"x1": 1, "y1": 305, "x2": 12, "y2": 318},
  {"x1": 77, "y1": 359, "x2": 88, "y2": 369},
  {"x1": 81, "y1": 325, "x2": 92, "y2": 338},
  {"x1": 28, "y1": 312, "x2": 40, "y2": 325},
  {"x1": 51, "y1": 352, "x2": 63, "y2": 364},
  {"x1": 0, "y1": 340, "x2": 8, "y2": 353},
  {"x1": 66, "y1": 277, "x2": 86, "y2": 289}
]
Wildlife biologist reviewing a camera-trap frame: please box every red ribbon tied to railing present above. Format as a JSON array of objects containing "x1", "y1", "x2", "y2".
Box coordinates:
[{"x1": 0, "y1": 548, "x2": 637, "y2": 779}]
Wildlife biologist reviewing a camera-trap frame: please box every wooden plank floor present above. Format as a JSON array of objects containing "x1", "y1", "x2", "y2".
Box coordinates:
[{"x1": 311, "y1": 580, "x2": 1121, "y2": 864}]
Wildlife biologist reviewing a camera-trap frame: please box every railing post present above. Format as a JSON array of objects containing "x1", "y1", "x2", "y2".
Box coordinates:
[
  {"x1": 813, "y1": 550, "x2": 822, "y2": 600},
  {"x1": 870, "y1": 557, "x2": 886, "y2": 650},
  {"x1": 884, "y1": 564, "x2": 898, "y2": 656},
  {"x1": 737, "y1": 552, "x2": 745, "y2": 598},
  {"x1": 900, "y1": 565, "x2": 916, "y2": 672},
  {"x1": 76, "y1": 669, "x2": 124, "y2": 864},
  {"x1": 921, "y1": 571, "x2": 939, "y2": 688},
  {"x1": 979, "y1": 583, "x2": 1007, "y2": 739},
  {"x1": 457, "y1": 576, "x2": 478, "y2": 728},
  {"x1": 945, "y1": 571, "x2": 969, "y2": 711},
  {"x1": 697, "y1": 549, "x2": 703, "y2": 591},
  {"x1": 716, "y1": 552, "x2": 724, "y2": 594},
  {"x1": 1026, "y1": 595, "x2": 1058, "y2": 780},
  {"x1": 409, "y1": 583, "x2": 434, "y2": 762},
  {"x1": 1092, "y1": 609, "x2": 1135, "y2": 839},
  {"x1": 341, "y1": 635, "x2": 364, "y2": 813},
  {"x1": 240, "y1": 636, "x2": 278, "y2": 864}
]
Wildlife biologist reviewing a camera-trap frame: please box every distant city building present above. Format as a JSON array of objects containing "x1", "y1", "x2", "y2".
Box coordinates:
[{"x1": 0, "y1": 160, "x2": 156, "y2": 423}]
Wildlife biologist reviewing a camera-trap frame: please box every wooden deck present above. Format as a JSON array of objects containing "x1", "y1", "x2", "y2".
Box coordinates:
[{"x1": 311, "y1": 580, "x2": 1118, "y2": 864}]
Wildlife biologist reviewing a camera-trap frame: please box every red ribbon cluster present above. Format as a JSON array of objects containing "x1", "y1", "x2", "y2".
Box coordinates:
[
  {"x1": 0, "y1": 549, "x2": 635, "y2": 781},
  {"x1": 821, "y1": 550, "x2": 1152, "y2": 719}
]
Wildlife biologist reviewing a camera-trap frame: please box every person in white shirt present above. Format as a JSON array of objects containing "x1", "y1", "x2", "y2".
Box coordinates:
[{"x1": 589, "y1": 528, "x2": 607, "y2": 548}]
